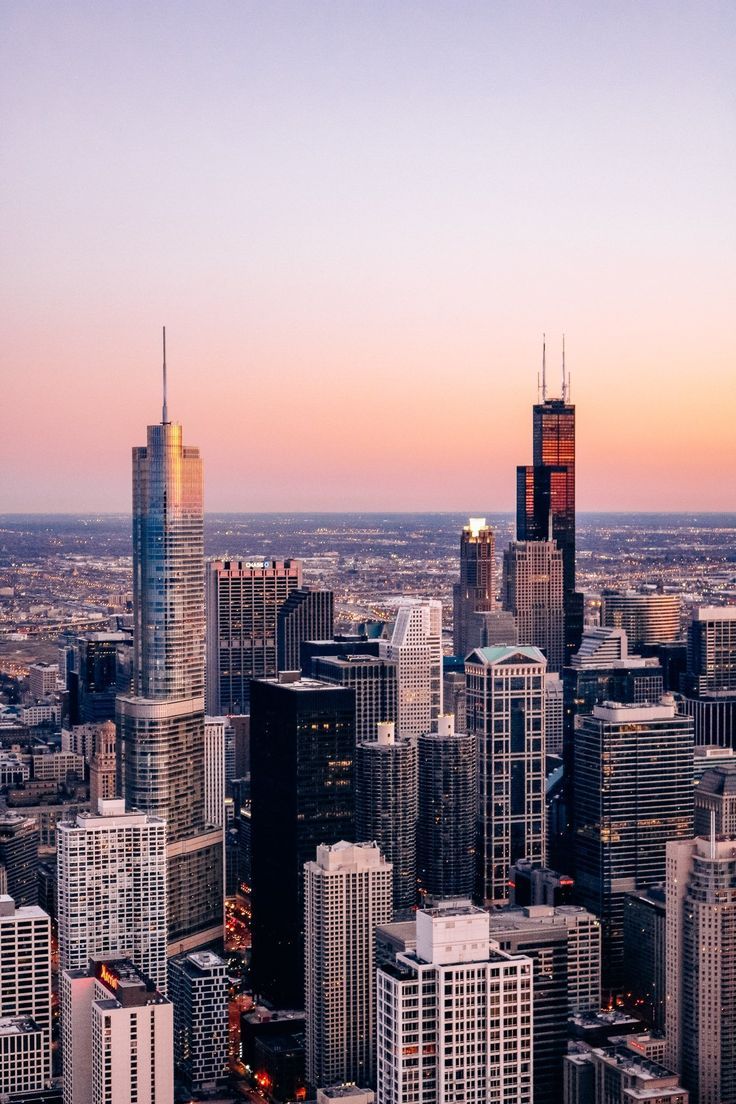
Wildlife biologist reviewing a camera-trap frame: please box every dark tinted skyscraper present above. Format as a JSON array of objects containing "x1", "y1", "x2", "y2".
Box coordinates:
[
  {"x1": 417, "y1": 715, "x2": 476, "y2": 900},
  {"x1": 250, "y1": 675, "x2": 355, "y2": 1008},
  {"x1": 276, "y1": 588, "x2": 334, "y2": 672},
  {"x1": 0, "y1": 813, "x2": 39, "y2": 907},
  {"x1": 117, "y1": 345, "x2": 222, "y2": 952},
  {"x1": 517, "y1": 350, "x2": 582, "y2": 661}
]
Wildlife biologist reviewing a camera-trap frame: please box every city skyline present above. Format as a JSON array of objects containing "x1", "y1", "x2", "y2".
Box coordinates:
[{"x1": 2, "y1": 2, "x2": 735, "y2": 513}]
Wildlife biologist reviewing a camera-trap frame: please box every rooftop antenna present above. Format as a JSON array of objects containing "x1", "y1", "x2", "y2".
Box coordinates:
[
  {"x1": 541, "y1": 333, "x2": 547, "y2": 401},
  {"x1": 162, "y1": 326, "x2": 169, "y2": 424},
  {"x1": 561, "y1": 333, "x2": 566, "y2": 402}
]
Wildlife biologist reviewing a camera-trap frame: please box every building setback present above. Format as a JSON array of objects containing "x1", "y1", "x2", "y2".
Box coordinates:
[{"x1": 277, "y1": 588, "x2": 334, "y2": 673}]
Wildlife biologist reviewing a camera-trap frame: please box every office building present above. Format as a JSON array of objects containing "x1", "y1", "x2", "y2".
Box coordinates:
[
  {"x1": 666, "y1": 835, "x2": 736, "y2": 1104},
  {"x1": 277, "y1": 587, "x2": 334, "y2": 672},
  {"x1": 683, "y1": 605, "x2": 736, "y2": 695},
  {"x1": 168, "y1": 949, "x2": 228, "y2": 1091},
  {"x1": 678, "y1": 691, "x2": 736, "y2": 748},
  {"x1": 204, "y1": 716, "x2": 225, "y2": 828},
  {"x1": 563, "y1": 1044, "x2": 688, "y2": 1104},
  {"x1": 0, "y1": 813, "x2": 39, "y2": 907},
  {"x1": 502, "y1": 539, "x2": 564, "y2": 673},
  {"x1": 545, "y1": 673, "x2": 564, "y2": 755},
  {"x1": 622, "y1": 885, "x2": 666, "y2": 1032},
  {"x1": 317, "y1": 1089, "x2": 374, "y2": 1104},
  {"x1": 355, "y1": 721, "x2": 417, "y2": 911},
  {"x1": 442, "y1": 660, "x2": 467, "y2": 732},
  {"x1": 379, "y1": 600, "x2": 443, "y2": 740},
  {"x1": 490, "y1": 904, "x2": 601, "y2": 1104},
  {"x1": 694, "y1": 763, "x2": 736, "y2": 836},
  {"x1": 305, "y1": 841, "x2": 392, "y2": 1090},
  {"x1": 89, "y1": 718, "x2": 117, "y2": 807},
  {"x1": 417, "y1": 715, "x2": 476, "y2": 899},
  {"x1": 61, "y1": 957, "x2": 174, "y2": 1104},
  {"x1": 452, "y1": 517, "x2": 496, "y2": 658},
  {"x1": 509, "y1": 859, "x2": 575, "y2": 908},
  {"x1": 250, "y1": 675, "x2": 355, "y2": 1008},
  {"x1": 313, "y1": 654, "x2": 398, "y2": 744},
  {"x1": 466, "y1": 645, "x2": 547, "y2": 905},
  {"x1": 516, "y1": 360, "x2": 583, "y2": 662},
  {"x1": 57, "y1": 799, "x2": 168, "y2": 992},
  {"x1": 205, "y1": 558, "x2": 303, "y2": 715},
  {"x1": 376, "y1": 902, "x2": 534, "y2": 1104},
  {"x1": 574, "y1": 700, "x2": 693, "y2": 987},
  {"x1": 74, "y1": 632, "x2": 130, "y2": 723},
  {"x1": 117, "y1": 378, "x2": 223, "y2": 952},
  {"x1": 601, "y1": 590, "x2": 681, "y2": 650},
  {"x1": 29, "y1": 662, "x2": 60, "y2": 700},
  {"x1": 300, "y1": 635, "x2": 380, "y2": 676},
  {"x1": 0, "y1": 895, "x2": 51, "y2": 1095}
]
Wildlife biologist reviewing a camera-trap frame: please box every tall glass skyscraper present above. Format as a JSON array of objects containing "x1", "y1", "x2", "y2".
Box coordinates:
[{"x1": 117, "y1": 364, "x2": 223, "y2": 953}]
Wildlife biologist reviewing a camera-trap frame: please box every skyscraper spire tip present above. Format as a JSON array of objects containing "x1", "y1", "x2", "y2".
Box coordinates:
[
  {"x1": 541, "y1": 333, "x2": 547, "y2": 402},
  {"x1": 162, "y1": 326, "x2": 168, "y2": 424}
]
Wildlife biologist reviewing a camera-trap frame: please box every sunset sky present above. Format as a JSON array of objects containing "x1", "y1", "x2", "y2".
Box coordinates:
[{"x1": 2, "y1": 1, "x2": 734, "y2": 512}]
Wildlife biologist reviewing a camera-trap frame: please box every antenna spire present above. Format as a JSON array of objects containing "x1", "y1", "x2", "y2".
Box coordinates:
[
  {"x1": 541, "y1": 333, "x2": 547, "y2": 401},
  {"x1": 561, "y1": 334, "x2": 566, "y2": 402},
  {"x1": 162, "y1": 326, "x2": 169, "y2": 424}
]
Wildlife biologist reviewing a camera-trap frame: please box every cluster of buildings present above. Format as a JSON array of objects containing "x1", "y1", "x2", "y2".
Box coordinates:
[{"x1": 0, "y1": 349, "x2": 735, "y2": 1104}]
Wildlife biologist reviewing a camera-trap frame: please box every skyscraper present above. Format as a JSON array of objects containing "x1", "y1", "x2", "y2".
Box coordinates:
[
  {"x1": 502, "y1": 539, "x2": 564, "y2": 672},
  {"x1": 116, "y1": 345, "x2": 222, "y2": 952},
  {"x1": 452, "y1": 517, "x2": 496, "y2": 658},
  {"x1": 466, "y1": 645, "x2": 547, "y2": 905},
  {"x1": 683, "y1": 605, "x2": 736, "y2": 694},
  {"x1": 57, "y1": 799, "x2": 168, "y2": 992},
  {"x1": 277, "y1": 587, "x2": 334, "y2": 672},
  {"x1": 355, "y1": 721, "x2": 417, "y2": 911},
  {"x1": 376, "y1": 902, "x2": 534, "y2": 1104},
  {"x1": 0, "y1": 895, "x2": 52, "y2": 1095},
  {"x1": 205, "y1": 558, "x2": 303, "y2": 715},
  {"x1": 666, "y1": 835, "x2": 736, "y2": 1103},
  {"x1": 600, "y1": 590, "x2": 682, "y2": 650},
  {"x1": 516, "y1": 346, "x2": 582, "y2": 661},
  {"x1": 694, "y1": 763, "x2": 736, "y2": 835},
  {"x1": 417, "y1": 715, "x2": 476, "y2": 900},
  {"x1": 574, "y1": 699, "x2": 693, "y2": 987},
  {"x1": 379, "y1": 599, "x2": 443, "y2": 740},
  {"x1": 250, "y1": 674, "x2": 355, "y2": 1008},
  {"x1": 305, "y1": 841, "x2": 392, "y2": 1090},
  {"x1": 0, "y1": 813, "x2": 39, "y2": 907},
  {"x1": 89, "y1": 719, "x2": 117, "y2": 808},
  {"x1": 168, "y1": 950, "x2": 229, "y2": 1092}
]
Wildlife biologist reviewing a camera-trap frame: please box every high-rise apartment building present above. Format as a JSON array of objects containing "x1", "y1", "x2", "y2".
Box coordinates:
[
  {"x1": 29, "y1": 661, "x2": 60, "y2": 700},
  {"x1": 355, "y1": 721, "x2": 417, "y2": 912},
  {"x1": 205, "y1": 558, "x2": 303, "y2": 714},
  {"x1": 277, "y1": 587, "x2": 334, "y2": 672},
  {"x1": 380, "y1": 600, "x2": 443, "y2": 740},
  {"x1": 453, "y1": 518, "x2": 496, "y2": 658},
  {"x1": 502, "y1": 539, "x2": 564, "y2": 673},
  {"x1": 666, "y1": 835, "x2": 736, "y2": 1104},
  {"x1": 600, "y1": 590, "x2": 681, "y2": 650},
  {"x1": 0, "y1": 895, "x2": 52, "y2": 1095},
  {"x1": 376, "y1": 902, "x2": 534, "y2": 1104},
  {"x1": 0, "y1": 813, "x2": 39, "y2": 907},
  {"x1": 117, "y1": 383, "x2": 222, "y2": 953},
  {"x1": 574, "y1": 700, "x2": 693, "y2": 987},
  {"x1": 490, "y1": 904, "x2": 601, "y2": 1104},
  {"x1": 250, "y1": 675, "x2": 355, "y2": 1008},
  {"x1": 517, "y1": 365, "x2": 582, "y2": 662},
  {"x1": 313, "y1": 654, "x2": 398, "y2": 744},
  {"x1": 417, "y1": 715, "x2": 476, "y2": 899},
  {"x1": 168, "y1": 950, "x2": 228, "y2": 1092},
  {"x1": 305, "y1": 841, "x2": 392, "y2": 1090},
  {"x1": 61, "y1": 957, "x2": 174, "y2": 1104},
  {"x1": 57, "y1": 799, "x2": 168, "y2": 992},
  {"x1": 466, "y1": 645, "x2": 547, "y2": 905}
]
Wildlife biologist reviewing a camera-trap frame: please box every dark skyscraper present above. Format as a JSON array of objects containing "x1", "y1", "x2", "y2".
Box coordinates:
[
  {"x1": 517, "y1": 339, "x2": 582, "y2": 662},
  {"x1": 276, "y1": 587, "x2": 334, "y2": 672},
  {"x1": 0, "y1": 813, "x2": 39, "y2": 907},
  {"x1": 250, "y1": 674, "x2": 355, "y2": 1009},
  {"x1": 117, "y1": 334, "x2": 223, "y2": 953},
  {"x1": 452, "y1": 517, "x2": 496, "y2": 657}
]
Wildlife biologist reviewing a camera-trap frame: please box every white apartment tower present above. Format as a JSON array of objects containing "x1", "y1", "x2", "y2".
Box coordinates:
[
  {"x1": 380, "y1": 599, "x2": 443, "y2": 740},
  {"x1": 666, "y1": 834, "x2": 736, "y2": 1104},
  {"x1": 466, "y1": 646, "x2": 547, "y2": 905},
  {"x1": 61, "y1": 957, "x2": 174, "y2": 1104},
  {"x1": 57, "y1": 799, "x2": 168, "y2": 992},
  {"x1": 305, "y1": 841, "x2": 393, "y2": 1090},
  {"x1": 0, "y1": 895, "x2": 52, "y2": 1095},
  {"x1": 376, "y1": 902, "x2": 534, "y2": 1104}
]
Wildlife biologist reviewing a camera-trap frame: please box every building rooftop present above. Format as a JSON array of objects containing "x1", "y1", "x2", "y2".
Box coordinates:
[
  {"x1": 468, "y1": 645, "x2": 546, "y2": 666},
  {"x1": 0, "y1": 1015, "x2": 41, "y2": 1036}
]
